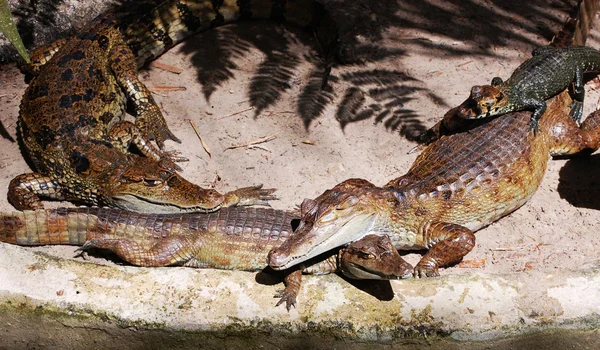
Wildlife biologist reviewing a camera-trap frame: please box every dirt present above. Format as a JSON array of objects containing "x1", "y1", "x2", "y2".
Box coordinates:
[{"x1": 0, "y1": 0, "x2": 599, "y2": 277}]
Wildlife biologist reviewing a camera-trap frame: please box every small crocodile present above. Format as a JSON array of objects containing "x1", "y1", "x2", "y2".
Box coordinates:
[
  {"x1": 268, "y1": 4, "x2": 600, "y2": 276},
  {"x1": 457, "y1": 45, "x2": 600, "y2": 133},
  {"x1": 0, "y1": 207, "x2": 412, "y2": 309},
  {"x1": 10, "y1": 0, "x2": 336, "y2": 213}
]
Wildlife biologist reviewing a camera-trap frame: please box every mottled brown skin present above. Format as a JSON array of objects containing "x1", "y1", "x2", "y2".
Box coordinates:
[
  {"x1": 10, "y1": 0, "x2": 337, "y2": 213},
  {"x1": 0, "y1": 207, "x2": 411, "y2": 309},
  {"x1": 269, "y1": 5, "x2": 600, "y2": 276}
]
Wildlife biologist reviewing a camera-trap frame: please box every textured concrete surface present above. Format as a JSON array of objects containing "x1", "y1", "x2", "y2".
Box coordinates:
[{"x1": 2, "y1": 243, "x2": 600, "y2": 348}]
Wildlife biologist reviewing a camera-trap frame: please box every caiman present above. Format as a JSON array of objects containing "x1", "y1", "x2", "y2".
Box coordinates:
[
  {"x1": 10, "y1": 0, "x2": 337, "y2": 213},
  {"x1": 457, "y1": 46, "x2": 600, "y2": 133},
  {"x1": 0, "y1": 207, "x2": 412, "y2": 309},
  {"x1": 268, "y1": 2, "x2": 600, "y2": 277}
]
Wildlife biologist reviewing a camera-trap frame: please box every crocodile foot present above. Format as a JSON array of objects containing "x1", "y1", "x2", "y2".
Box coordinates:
[
  {"x1": 527, "y1": 118, "x2": 540, "y2": 136},
  {"x1": 221, "y1": 184, "x2": 278, "y2": 207},
  {"x1": 274, "y1": 288, "x2": 297, "y2": 311},
  {"x1": 158, "y1": 150, "x2": 189, "y2": 173},
  {"x1": 413, "y1": 264, "x2": 440, "y2": 278},
  {"x1": 569, "y1": 100, "x2": 584, "y2": 124},
  {"x1": 135, "y1": 112, "x2": 181, "y2": 150}
]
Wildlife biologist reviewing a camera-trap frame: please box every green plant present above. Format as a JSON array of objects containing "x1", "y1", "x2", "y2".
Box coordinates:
[{"x1": 0, "y1": 0, "x2": 29, "y2": 62}]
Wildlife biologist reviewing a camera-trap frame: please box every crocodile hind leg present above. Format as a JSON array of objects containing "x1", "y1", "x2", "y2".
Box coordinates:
[
  {"x1": 8, "y1": 173, "x2": 65, "y2": 210},
  {"x1": 78, "y1": 236, "x2": 196, "y2": 267},
  {"x1": 414, "y1": 222, "x2": 476, "y2": 278},
  {"x1": 549, "y1": 109, "x2": 600, "y2": 156},
  {"x1": 108, "y1": 41, "x2": 180, "y2": 150}
]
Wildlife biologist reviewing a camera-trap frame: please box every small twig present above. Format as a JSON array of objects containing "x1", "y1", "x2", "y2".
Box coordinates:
[
  {"x1": 151, "y1": 61, "x2": 183, "y2": 74},
  {"x1": 457, "y1": 60, "x2": 473, "y2": 68},
  {"x1": 247, "y1": 144, "x2": 272, "y2": 152},
  {"x1": 301, "y1": 140, "x2": 315, "y2": 145},
  {"x1": 187, "y1": 119, "x2": 212, "y2": 158},
  {"x1": 148, "y1": 85, "x2": 187, "y2": 93},
  {"x1": 224, "y1": 134, "x2": 277, "y2": 151},
  {"x1": 491, "y1": 247, "x2": 517, "y2": 251},
  {"x1": 219, "y1": 107, "x2": 254, "y2": 119}
]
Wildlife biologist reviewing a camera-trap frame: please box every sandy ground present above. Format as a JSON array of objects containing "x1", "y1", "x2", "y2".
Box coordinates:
[{"x1": 0, "y1": 0, "x2": 599, "y2": 277}]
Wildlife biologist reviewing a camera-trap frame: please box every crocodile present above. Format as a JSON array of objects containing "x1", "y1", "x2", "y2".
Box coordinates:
[
  {"x1": 10, "y1": 0, "x2": 337, "y2": 213},
  {"x1": 457, "y1": 45, "x2": 600, "y2": 133},
  {"x1": 268, "y1": 3, "x2": 600, "y2": 276},
  {"x1": 0, "y1": 206, "x2": 412, "y2": 309}
]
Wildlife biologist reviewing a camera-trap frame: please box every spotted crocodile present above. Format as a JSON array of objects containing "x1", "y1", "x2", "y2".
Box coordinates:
[{"x1": 10, "y1": 0, "x2": 337, "y2": 213}]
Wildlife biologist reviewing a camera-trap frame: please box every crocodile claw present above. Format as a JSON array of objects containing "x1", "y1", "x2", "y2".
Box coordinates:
[
  {"x1": 413, "y1": 264, "x2": 440, "y2": 278},
  {"x1": 221, "y1": 184, "x2": 279, "y2": 207},
  {"x1": 527, "y1": 118, "x2": 540, "y2": 136},
  {"x1": 135, "y1": 114, "x2": 181, "y2": 151},
  {"x1": 274, "y1": 289, "x2": 297, "y2": 311}
]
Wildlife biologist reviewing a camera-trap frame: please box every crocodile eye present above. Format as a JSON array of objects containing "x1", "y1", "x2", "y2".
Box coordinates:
[
  {"x1": 358, "y1": 251, "x2": 375, "y2": 260},
  {"x1": 336, "y1": 195, "x2": 358, "y2": 210},
  {"x1": 143, "y1": 179, "x2": 162, "y2": 187},
  {"x1": 318, "y1": 211, "x2": 336, "y2": 224}
]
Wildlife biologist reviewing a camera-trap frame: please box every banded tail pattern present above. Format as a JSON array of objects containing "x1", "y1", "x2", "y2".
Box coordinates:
[{"x1": 0, "y1": 207, "x2": 297, "y2": 248}]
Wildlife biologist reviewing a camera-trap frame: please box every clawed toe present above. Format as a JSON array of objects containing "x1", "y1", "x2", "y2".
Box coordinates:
[{"x1": 274, "y1": 289, "x2": 297, "y2": 311}]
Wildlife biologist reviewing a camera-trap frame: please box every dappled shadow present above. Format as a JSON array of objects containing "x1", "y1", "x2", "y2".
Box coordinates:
[
  {"x1": 1, "y1": 0, "x2": 580, "y2": 136},
  {"x1": 0, "y1": 120, "x2": 15, "y2": 142},
  {"x1": 557, "y1": 154, "x2": 600, "y2": 210}
]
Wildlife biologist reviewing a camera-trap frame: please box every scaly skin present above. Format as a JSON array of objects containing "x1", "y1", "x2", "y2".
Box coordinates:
[
  {"x1": 457, "y1": 45, "x2": 600, "y2": 133},
  {"x1": 268, "y1": 2, "x2": 600, "y2": 277},
  {"x1": 0, "y1": 207, "x2": 411, "y2": 309},
  {"x1": 10, "y1": 0, "x2": 336, "y2": 213}
]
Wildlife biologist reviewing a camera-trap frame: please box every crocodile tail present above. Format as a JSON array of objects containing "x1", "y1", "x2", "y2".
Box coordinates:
[
  {"x1": 550, "y1": 0, "x2": 599, "y2": 48},
  {"x1": 0, "y1": 208, "x2": 159, "y2": 246},
  {"x1": 125, "y1": 0, "x2": 338, "y2": 68}
]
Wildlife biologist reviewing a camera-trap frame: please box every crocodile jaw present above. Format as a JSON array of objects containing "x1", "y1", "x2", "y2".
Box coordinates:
[
  {"x1": 268, "y1": 212, "x2": 378, "y2": 271},
  {"x1": 110, "y1": 194, "x2": 221, "y2": 214}
]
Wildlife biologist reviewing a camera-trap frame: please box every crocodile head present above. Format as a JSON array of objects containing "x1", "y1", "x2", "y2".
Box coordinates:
[
  {"x1": 268, "y1": 178, "x2": 398, "y2": 270},
  {"x1": 458, "y1": 82, "x2": 509, "y2": 119},
  {"x1": 107, "y1": 156, "x2": 224, "y2": 213},
  {"x1": 69, "y1": 144, "x2": 224, "y2": 213},
  {"x1": 339, "y1": 234, "x2": 414, "y2": 280}
]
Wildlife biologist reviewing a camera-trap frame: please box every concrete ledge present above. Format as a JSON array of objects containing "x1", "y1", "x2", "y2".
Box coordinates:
[{"x1": 1, "y1": 243, "x2": 600, "y2": 348}]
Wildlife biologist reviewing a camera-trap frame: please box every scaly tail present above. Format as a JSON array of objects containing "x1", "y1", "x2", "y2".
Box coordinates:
[
  {"x1": 125, "y1": 0, "x2": 338, "y2": 67},
  {"x1": 0, "y1": 208, "x2": 167, "y2": 246}
]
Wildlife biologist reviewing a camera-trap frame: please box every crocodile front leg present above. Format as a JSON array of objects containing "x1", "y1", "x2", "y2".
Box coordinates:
[
  {"x1": 8, "y1": 173, "x2": 65, "y2": 210},
  {"x1": 569, "y1": 67, "x2": 585, "y2": 123},
  {"x1": 274, "y1": 269, "x2": 302, "y2": 311},
  {"x1": 523, "y1": 98, "x2": 547, "y2": 135},
  {"x1": 77, "y1": 236, "x2": 197, "y2": 266},
  {"x1": 108, "y1": 42, "x2": 180, "y2": 150},
  {"x1": 414, "y1": 222, "x2": 476, "y2": 278},
  {"x1": 109, "y1": 120, "x2": 187, "y2": 172}
]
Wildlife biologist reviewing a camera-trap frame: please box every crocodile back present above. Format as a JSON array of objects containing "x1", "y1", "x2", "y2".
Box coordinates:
[{"x1": 389, "y1": 109, "x2": 549, "y2": 231}]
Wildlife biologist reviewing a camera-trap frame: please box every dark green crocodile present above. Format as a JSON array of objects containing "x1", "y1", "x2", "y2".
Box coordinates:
[
  {"x1": 10, "y1": 0, "x2": 336, "y2": 213},
  {"x1": 458, "y1": 45, "x2": 600, "y2": 133}
]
